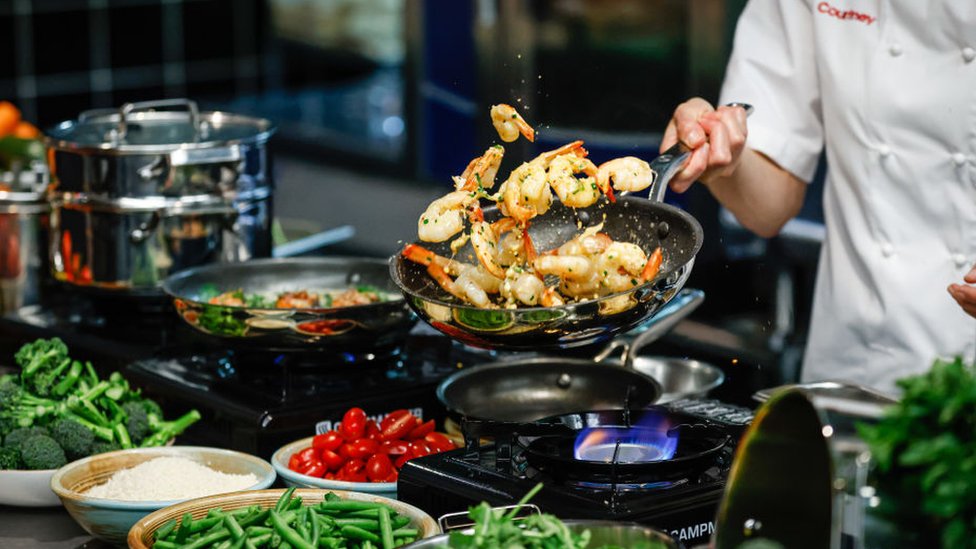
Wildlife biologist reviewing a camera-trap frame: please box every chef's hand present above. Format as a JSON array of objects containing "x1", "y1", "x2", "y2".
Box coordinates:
[
  {"x1": 948, "y1": 266, "x2": 976, "y2": 318},
  {"x1": 661, "y1": 98, "x2": 749, "y2": 193}
]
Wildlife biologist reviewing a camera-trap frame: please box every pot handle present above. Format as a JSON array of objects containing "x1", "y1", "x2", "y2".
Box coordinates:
[
  {"x1": 625, "y1": 288, "x2": 705, "y2": 367},
  {"x1": 437, "y1": 504, "x2": 541, "y2": 531},
  {"x1": 643, "y1": 102, "x2": 754, "y2": 203},
  {"x1": 115, "y1": 98, "x2": 201, "y2": 143},
  {"x1": 592, "y1": 288, "x2": 705, "y2": 365}
]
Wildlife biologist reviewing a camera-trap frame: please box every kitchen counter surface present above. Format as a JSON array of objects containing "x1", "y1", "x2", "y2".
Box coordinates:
[{"x1": 0, "y1": 505, "x2": 110, "y2": 548}]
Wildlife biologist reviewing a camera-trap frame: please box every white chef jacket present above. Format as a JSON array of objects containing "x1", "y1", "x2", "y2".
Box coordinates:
[{"x1": 719, "y1": 0, "x2": 976, "y2": 394}]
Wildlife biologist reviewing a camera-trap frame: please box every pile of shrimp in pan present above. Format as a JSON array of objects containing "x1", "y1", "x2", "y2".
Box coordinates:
[{"x1": 402, "y1": 104, "x2": 663, "y2": 309}]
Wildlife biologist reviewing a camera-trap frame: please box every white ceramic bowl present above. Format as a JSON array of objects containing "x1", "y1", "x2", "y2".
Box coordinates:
[
  {"x1": 272, "y1": 436, "x2": 398, "y2": 499},
  {"x1": 50, "y1": 446, "x2": 276, "y2": 546},
  {"x1": 0, "y1": 468, "x2": 61, "y2": 506}
]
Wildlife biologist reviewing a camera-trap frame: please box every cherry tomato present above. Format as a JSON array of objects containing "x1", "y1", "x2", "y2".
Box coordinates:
[
  {"x1": 409, "y1": 440, "x2": 432, "y2": 459},
  {"x1": 424, "y1": 432, "x2": 456, "y2": 453},
  {"x1": 347, "y1": 438, "x2": 379, "y2": 459},
  {"x1": 312, "y1": 431, "x2": 343, "y2": 452},
  {"x1": 382, "y1": 470, "x2": 399, "y2": 483},
  {"x1": 381, "y1": 413, "x2": 417, "y2": 441},
  {"x1": 408, "y1": 419, "x2": 435, "y2": 440},
  {"x1": 324, "y1": 471, "x2": 336, "y2": 480},
  {"x1": 380, "y1": 409, "x2": 410, "y2": 431},
  {"x1": 379, "y1": 440, "x2": 410, "y2": 456},
  {"x1": 365, "y1": 420, "x2": 382, "y2": 440},
  {"x1": 341, "y1": 459, "x2": 366, "y2": 481},
  {"x1": 394, "y1": 451, "x2": 413, "y2": 469},
  {"x1": 296, "y1": 447, "x2": 318, "y2": 464},
  {"x1": 320, "y1": 449, "x2": 344, "y2": 471},
  {"x1": 340, "y1": 407, "x2": 367, "y2": 440},
  {"x1": 366, "y1": 453, "x2": 393, "y2": 481},
  {"x1": 300, "y1": 460, "x2": 326, "y2": 478},
  {"x1": 288, "y1": 454, "x2": 302, "y2": 471}
]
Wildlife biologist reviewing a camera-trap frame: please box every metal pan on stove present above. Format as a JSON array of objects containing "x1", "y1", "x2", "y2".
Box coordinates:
[{"x1": 162, "y1": 257, "x2": 416, "y2": 352}]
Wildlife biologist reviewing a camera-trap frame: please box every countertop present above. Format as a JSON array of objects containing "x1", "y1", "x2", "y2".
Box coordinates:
[{"x1": 0, "y1": 505, "x2": 111, "y2": 548}]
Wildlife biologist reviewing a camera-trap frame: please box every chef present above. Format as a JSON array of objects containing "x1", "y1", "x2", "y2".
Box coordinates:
[{"x1": 660, "y1": 1, "x2": 976, "y2": 394}]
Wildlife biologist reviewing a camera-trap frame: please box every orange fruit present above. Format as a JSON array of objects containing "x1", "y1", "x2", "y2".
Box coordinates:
[
  {"x1": 12, "y1": 121, "x2": 39, "y2": 139},
  {"x1": 0, "y1": 101, "x2": 21, "y2": 136}
]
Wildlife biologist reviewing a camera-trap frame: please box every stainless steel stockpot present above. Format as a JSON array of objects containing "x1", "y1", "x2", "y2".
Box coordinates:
[
  {"x1": 0, "y1": 189, "x2": 48, "y2": 312},
  {"x1": 44, "y1": 99, "x2": 276, "y2": 292}
]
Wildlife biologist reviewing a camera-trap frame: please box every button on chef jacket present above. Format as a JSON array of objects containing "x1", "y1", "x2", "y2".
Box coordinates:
[{"x1": 719, "y1": 0, "x2": 976, "y2": 394}]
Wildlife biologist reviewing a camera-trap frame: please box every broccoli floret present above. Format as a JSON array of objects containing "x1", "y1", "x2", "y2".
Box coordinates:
[
  {"x1": 141, "y1": 409, "x2": 202, "y2": 448},
  {"x1": 0, "y1": 446, "x2": 22, "y2": 469},
  {"x1": 121, "y1": 401, "x2": 151, "y2": 444},
  {"x1": 19, "y1": 434, "x2": 66, "y2": 470},
  {"x1": 0, "y1": 375, "x2": 21, "y2": 406},
  {"x1": 50, "y1": 418, "x2": 94, "y2": 461},
  {"x1": 14, "y1": 338, "x2": 70, "y2": 397},
  {"x1": 89, "y1": 440, "x2": 120, "y2": 455},
  {"x1": 4, "y1": 426, "x2": 50, "y2": 449}
]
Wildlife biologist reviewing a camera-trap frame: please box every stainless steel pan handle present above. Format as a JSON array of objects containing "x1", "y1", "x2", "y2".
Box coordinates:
[
  {"x1": 591, "y1": 288, "x2": 705, "y2": 364},
  {"x1": 116, "y1": 98, "x2": 201, "y2": 143},
  {"x1": 646, "y1": 102, "x2": 754, "y2": 203}
]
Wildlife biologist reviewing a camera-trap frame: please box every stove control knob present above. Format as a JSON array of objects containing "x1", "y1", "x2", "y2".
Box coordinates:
[{"x1": 557, "y1": 373, "x2": 573, "y2": 388}]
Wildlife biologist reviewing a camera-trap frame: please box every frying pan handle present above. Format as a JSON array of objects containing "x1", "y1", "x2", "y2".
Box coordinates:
[
  {"x1": 647, "y1": 102, "x2": 754, "y2": 203},
  {"x1": 623, "y1": 288, "x2": 705, "y2": 369}
]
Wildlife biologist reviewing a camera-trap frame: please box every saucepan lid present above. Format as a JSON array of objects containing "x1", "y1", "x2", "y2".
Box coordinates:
[{"x1": 45, "y1": 98, "x2": 275, "y2": 154}]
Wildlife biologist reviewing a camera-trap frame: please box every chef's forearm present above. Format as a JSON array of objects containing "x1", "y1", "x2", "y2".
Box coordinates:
[{"x1": 701, "y1": 148, "x2": 806, "y2": 238}]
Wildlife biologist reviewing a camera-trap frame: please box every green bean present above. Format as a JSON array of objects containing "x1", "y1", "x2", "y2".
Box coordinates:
[
  {"x1": 250, "y1": 533, "x2": 272, "y2": 546},
  {"x1": 225, "y1": 514, "x2": 246, "y2": 541},
  {"x1": 228, "y1": 536, "x2": 247, "y2": 549},
  {"x1": 155, "y1": 518, "x2": 179, "y2": 540},
  {"x1": 275, "y1": 487, "x2": 297, "y2": 513},
  {"x1": 190, "y1": 516, "x2": 225, "y2": 534},
  {"x1": 182, "y1": 529, "x2": 231, "y2": 549},
  {"x1": 246, "y1": 526, "x2": 273, "y2": 536},
  {"x1": 175, "y1": 512, "x2": 195, "y2": 543},
  {"x1": 391, "y1": 516, "x2": 410, "y2": 529},
  {"x1": 344, "y1": 509, "x2": 380, "y2": 519},
  {"x1": 208, "y1": 507, "x2": 225, "y2": 518},
  {"x1": 213, "y1": 540, "x2": 232, "y2": 549},
  {"x1": 362, "y1": 540, "x2": 375, "y2": 549},
  {"x1": 333, "y1": 518, "x2": 380, "y2": 530},
  {"x1": 271, "y1": 510, "x2": 316, "y2": 549},
  {"x1": 296, "y1": 507, "x2": 311, "y2": 543},
  {"x1": 316, "y1": 501, "x2": 385, "y2": 512},
  {"x1": 318, "y1": 536, "x2": 343, "y2": 549},
  {"x1": 309, "y1": 508, "x2": 321, "y2": 547},
  {"x1": 340, "y1": 525, "x2": 380, "y2": 543},
  {"x1": 286, "y1": 497, "x2": 303, "y2": 511},
  {"x1": 392, "y1": 527, "x2": 418, "y2": 538},
  {"x1": 377, "y1": 506, "x2": 394, "y2": 549},
  {"x1": 244, "y1": 537, "x2": 259, "y2": 549},
  {"x1": 153, "y1": 541, "x2": 179, "y2": 549},
  {"x1": 240, "y1": 510, "x2": 270, "y2": 529}
]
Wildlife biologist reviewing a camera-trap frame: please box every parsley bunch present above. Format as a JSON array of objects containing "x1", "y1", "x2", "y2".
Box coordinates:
[{"x1": 858, "y1": 357, "x2": 976, "y2": 548}]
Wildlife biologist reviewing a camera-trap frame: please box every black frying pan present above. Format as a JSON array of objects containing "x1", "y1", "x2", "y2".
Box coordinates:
[
  {"x1": 390, "y1": 104, "x2": 750, "y2": 351},
  {"x1": 162, "y1": 257, "x2": 416, "y2": 351},
  {"x1": 390, "y1": 194, "x2": 702, "y2": 350}
]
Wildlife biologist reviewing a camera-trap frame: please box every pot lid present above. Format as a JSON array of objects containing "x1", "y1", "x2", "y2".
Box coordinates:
[{"x1": 44, "y1": 99, "x2": 275, "y2": 153}]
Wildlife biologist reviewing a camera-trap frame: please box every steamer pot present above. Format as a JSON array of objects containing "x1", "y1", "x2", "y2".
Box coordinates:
[
  {"x1": 44, "y1": 99, "x2": 275, "y2": 292},
  {"x1": 0, "y1": 188, "x2": 48, "y2": 312}
]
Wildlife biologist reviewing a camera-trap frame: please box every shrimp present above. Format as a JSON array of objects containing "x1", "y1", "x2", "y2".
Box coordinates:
[
  {"x1": 547, "y1": 154, "x2": 602, "y2": 208},
  {"x1": 490, "y1": 104, "x2": 535, "y2": 143},
  {"x1": 470, "y1": 219, "x2": 512, "y2": 278},
  {"x1": 418, "y1": 190, "x2": 479, "y2": 242},
  {"x1": 500, "y1": 161, "x2": 551, "y2": 224},
  {"x1": 209, "y1": 291, "x2": 245, "y2": 307},
  {"x1": 596, "y1": 156, "x2": 656, "y2": 194},
  {"x1": 454, "y1": 264, "x2": 503, "y2": 308},
  {"x1": 594, "y1": 242, "x2": 650, "y2": 294},
  {"x1": 455, "y1": 145, "x2": 505, "y2": 192},
  {"x1": 402, "y1": 244, "x2": 499, "y2": 307},
  {"x1": 501, "y1": 267, "x2": 547, "y2": 307},
  {"x1": 533, "y1": 254, "x2": 595, "y2": 282}
]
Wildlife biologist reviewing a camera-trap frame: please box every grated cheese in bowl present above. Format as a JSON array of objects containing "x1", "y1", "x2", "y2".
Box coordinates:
[{"x1": 84, "y1": 456, "x2": 259, "y2": 501}]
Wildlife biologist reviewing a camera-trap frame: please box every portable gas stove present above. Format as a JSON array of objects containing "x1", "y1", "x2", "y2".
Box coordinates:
[
  {"x1": 0, "y1": 291, "x2": 493, "y2": 457},
  {"x1": 399, "y1": 401, "x2": 753, "y2": 547}
]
